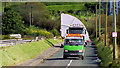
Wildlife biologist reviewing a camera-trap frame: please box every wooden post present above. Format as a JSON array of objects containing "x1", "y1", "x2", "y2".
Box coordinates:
[
  {"x1": 99, "y1": 0, "x2": 101, "y2": 38},
  {"x1": 96, "y1": 5, "x2": 98, "y2": 39},
  {"x1": 113, "y1": 0, "x2": 117, "y2": 60},
  {"x1": 105, "y1": 1, "x2": 108, "y2": 46}
]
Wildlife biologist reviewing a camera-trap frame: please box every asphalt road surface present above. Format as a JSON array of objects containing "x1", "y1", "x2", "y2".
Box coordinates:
[
  {"x1": 37, "y1": 45, "x2": 99, "y2": 67},
  {"x1": 0, "y1": 40, "x2": 32, "y2": 46}
]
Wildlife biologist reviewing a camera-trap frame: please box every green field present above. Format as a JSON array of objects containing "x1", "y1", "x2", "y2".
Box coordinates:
[
  {"x1": 1, "y1": 2, "x2": 87, "y2": 12},
  {"x1": 1, "y1": 3, "x2": 87, "y2": 12},
  {"x1": 47, "y1": 4, "x2": 86, "y2": 11},
  {"x1": 0, "y1": 2, "x2": 3, "y2": 12},
  {"x1": 1, "y1": 39, "x2": 62, "y2": 66}
]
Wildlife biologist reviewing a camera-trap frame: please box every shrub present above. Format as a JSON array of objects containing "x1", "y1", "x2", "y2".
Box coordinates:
[
  {"x1": 100, "y1": 47, "x2": 113, "y2": 66},
  {"x1": 24, "y1": 26, "x2": 54, "y2": 38},
  {"x1": 96, "y1": 40, "x2": 113, "y2": 66},
  {"x1": 2, "y1": 35, "x2": 10, "y2": 39},
  {"x1": 110, "y1": 60, "x2": 120, "y2": 67},
  {"x1": 96, "y1": 41, "x2": 104, "y2": 58},
  {"x1": 51, "y1": 29, "x2": 59, "y2": 36}
]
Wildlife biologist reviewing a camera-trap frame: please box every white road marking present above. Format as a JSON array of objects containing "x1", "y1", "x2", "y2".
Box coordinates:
[{"x1": 66, "y1": 60, "x2": 73, "y2": 68}]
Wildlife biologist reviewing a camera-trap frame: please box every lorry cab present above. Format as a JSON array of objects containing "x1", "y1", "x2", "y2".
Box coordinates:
[{"x1": 63, "y1": 37, "x2": 85, "y2": 60}]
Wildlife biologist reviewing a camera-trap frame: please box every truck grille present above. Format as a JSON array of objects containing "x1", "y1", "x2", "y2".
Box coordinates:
[{"x1": 68, "y1": 51, "x2": 79, "y2": 53}]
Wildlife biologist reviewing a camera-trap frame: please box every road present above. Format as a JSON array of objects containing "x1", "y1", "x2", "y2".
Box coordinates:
[
  {"x1": 0, "y1": 40, "x2": 32, "y2": 46},
  {"x1": 37, "y1": 45, "x2": 99, "y2": 67}
]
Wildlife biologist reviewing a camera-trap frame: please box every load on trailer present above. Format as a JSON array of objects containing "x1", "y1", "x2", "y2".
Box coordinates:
[
  {"x1": 60, "y1": 13, "x2": 90, "y2": 42},
  {"x1": 60, "y1": 13, "x2": 90, "y2": 60}
]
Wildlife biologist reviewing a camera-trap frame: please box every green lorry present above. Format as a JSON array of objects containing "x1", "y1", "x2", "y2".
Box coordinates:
[
  {"x1": 63, "y1": 35, "x2": 85, "y2": 60},
  {"x1": 61, "y1": 14, "x2": 90, "y2": 60}
]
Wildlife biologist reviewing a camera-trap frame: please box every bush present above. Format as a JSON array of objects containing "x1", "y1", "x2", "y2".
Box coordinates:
[
  {"x1": 111, "y1": 60, "x2": 120, "y2": 67},
  {"x1": 96, "y1": 41, "x2": 104, "y2": 58},
  {"x1": 96, "y1": 40, "x2": 113, "y2": 66},
  {"x1": 2, "y1": 35, "x2": 10, "y2": 39},
  {"x1": 100, "y1": 47, "x2": 113, "y2": 66},
  {"x1": 51, "y1": 29, "x2": 59, "y2": 36},
  {"x1": 24, "y1": 26, "x2": 54, "y2": 38},
  {"x1": 22, "y1": 35, "x2": 34, "y2": 40}
]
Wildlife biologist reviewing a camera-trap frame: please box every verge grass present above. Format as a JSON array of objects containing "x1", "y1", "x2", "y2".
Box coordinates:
[
  {"x1": 2, "y1": 39, "x2": 62, "y2": 66},
  {"x1": 0, "y1": 50, "x2": 2, "y2": 67},
  {"x1": 47, "y1": 39, "x2": 62, "y2": 45},
  {"x1": 2, "y1": 40, "x2": 51, "y2": 66}
]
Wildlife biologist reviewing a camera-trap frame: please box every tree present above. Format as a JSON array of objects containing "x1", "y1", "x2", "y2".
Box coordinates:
[
  {"x1": 9, "y1": 2, "x2": 50, "y2": 26},
  {"x1": 2, "y1": 10, "x2": 25, "y2": 35},
  {"x1": 5, "y1": 2, "x2": 61, "y2": 32},
  {"x1": 85, "y1": 3, "x2": 98, "y2": 12}
]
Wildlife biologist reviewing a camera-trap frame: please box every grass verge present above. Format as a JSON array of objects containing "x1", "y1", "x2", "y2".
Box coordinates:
[
  {"x1": 0, "y1": 50, "x2": 2, "y2": 67},
  {"x1": 46, "y1": 39, "x2": 62, "y2": 45},
  {"x1": 94, "y1": 39, "x2": 113, "y2": 66},
  {"x1": 1, "y1": 39, "x2": 62, "y2": 66}
]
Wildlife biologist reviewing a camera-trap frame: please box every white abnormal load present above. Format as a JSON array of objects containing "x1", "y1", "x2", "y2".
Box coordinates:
[{"x1": 60, "y1": 13, "x2": 90, "y2": 42}]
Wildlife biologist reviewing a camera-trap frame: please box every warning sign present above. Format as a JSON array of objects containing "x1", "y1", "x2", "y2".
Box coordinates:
[{"x1": 112, "y1": 32, "x2": 117, "y2": 37}]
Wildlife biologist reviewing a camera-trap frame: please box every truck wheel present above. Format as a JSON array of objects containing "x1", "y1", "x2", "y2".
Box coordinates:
[
  {"x1": 63, "y1": 55, "x2": 67, "y2": 59},
  {"x1": 84, "y1": 44, "x2": 86, "y2": 47},
  {"x1": 81, "y1": 56, "x2": 84, "y2": 60},
  {"x1": 78, "y1": 56, "x2": 82, "y2": 60},
  {"x1": 60, "y1": 44, "x2": 64, "y2": 48}
]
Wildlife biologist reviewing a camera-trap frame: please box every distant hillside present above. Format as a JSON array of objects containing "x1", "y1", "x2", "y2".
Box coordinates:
[
  {"x1": 46, "y1": 4, "x2": 87, "y2": 11},
  {"x1": 1, "y1": 2, "x2": 26, "y2": 12},
  {"x1": 1, "y1": 2, "x2": 87, "y2": 12},
  {"x1": 42, "y1": 2, "x2": 84, "y2": 6}
]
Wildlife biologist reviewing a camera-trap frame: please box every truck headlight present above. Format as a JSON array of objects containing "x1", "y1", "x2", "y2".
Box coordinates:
[
  {"x1": 64, "y1": 50, "x2": 68, "y2": 52},
  {"x1": 79, "y1": 50, "x2": 83, "y2": 52}
]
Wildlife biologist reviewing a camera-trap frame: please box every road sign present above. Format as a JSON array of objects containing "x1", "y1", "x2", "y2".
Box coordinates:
[{"x1": 112, "y1": 32, "x2": 117, "y2": 37}]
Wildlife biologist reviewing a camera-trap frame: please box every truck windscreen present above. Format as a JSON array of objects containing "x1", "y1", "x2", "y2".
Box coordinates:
[
  {"x1": 69, "y1": 28, "x2": 84, "y2": 34},
  {"x1": 65, "y1": 39, "x2": 83, "y2": 45}
]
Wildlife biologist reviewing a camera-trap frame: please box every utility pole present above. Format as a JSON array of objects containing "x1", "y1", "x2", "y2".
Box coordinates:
[
  {"x1": 0, "y1": 2, "x2": 2, "y2": 41},
  {"x1": 96, "y1": 5, "x2": 98, "y2": 39},
  {"x1": 105, "y1": 1, "x2": 108, "y2": 46},
  {"x1": 30, "y1": 6, "x2": 33, "y2": 27},
  {"x1": 99, "y1": 0, "x2": 101, "y2": 38},
  {"x1": 113, "y1": 0, "x2": 117, "y2": 60},
  {"x1": 4, "y1": 2, "x2": 7, "y2": 12},
  {"x1": 29, "y1": 12, "x2": 31, "y2": 27},
  {"x1": 87, "y1": 11, "x2": 88, "y2": 28}
]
